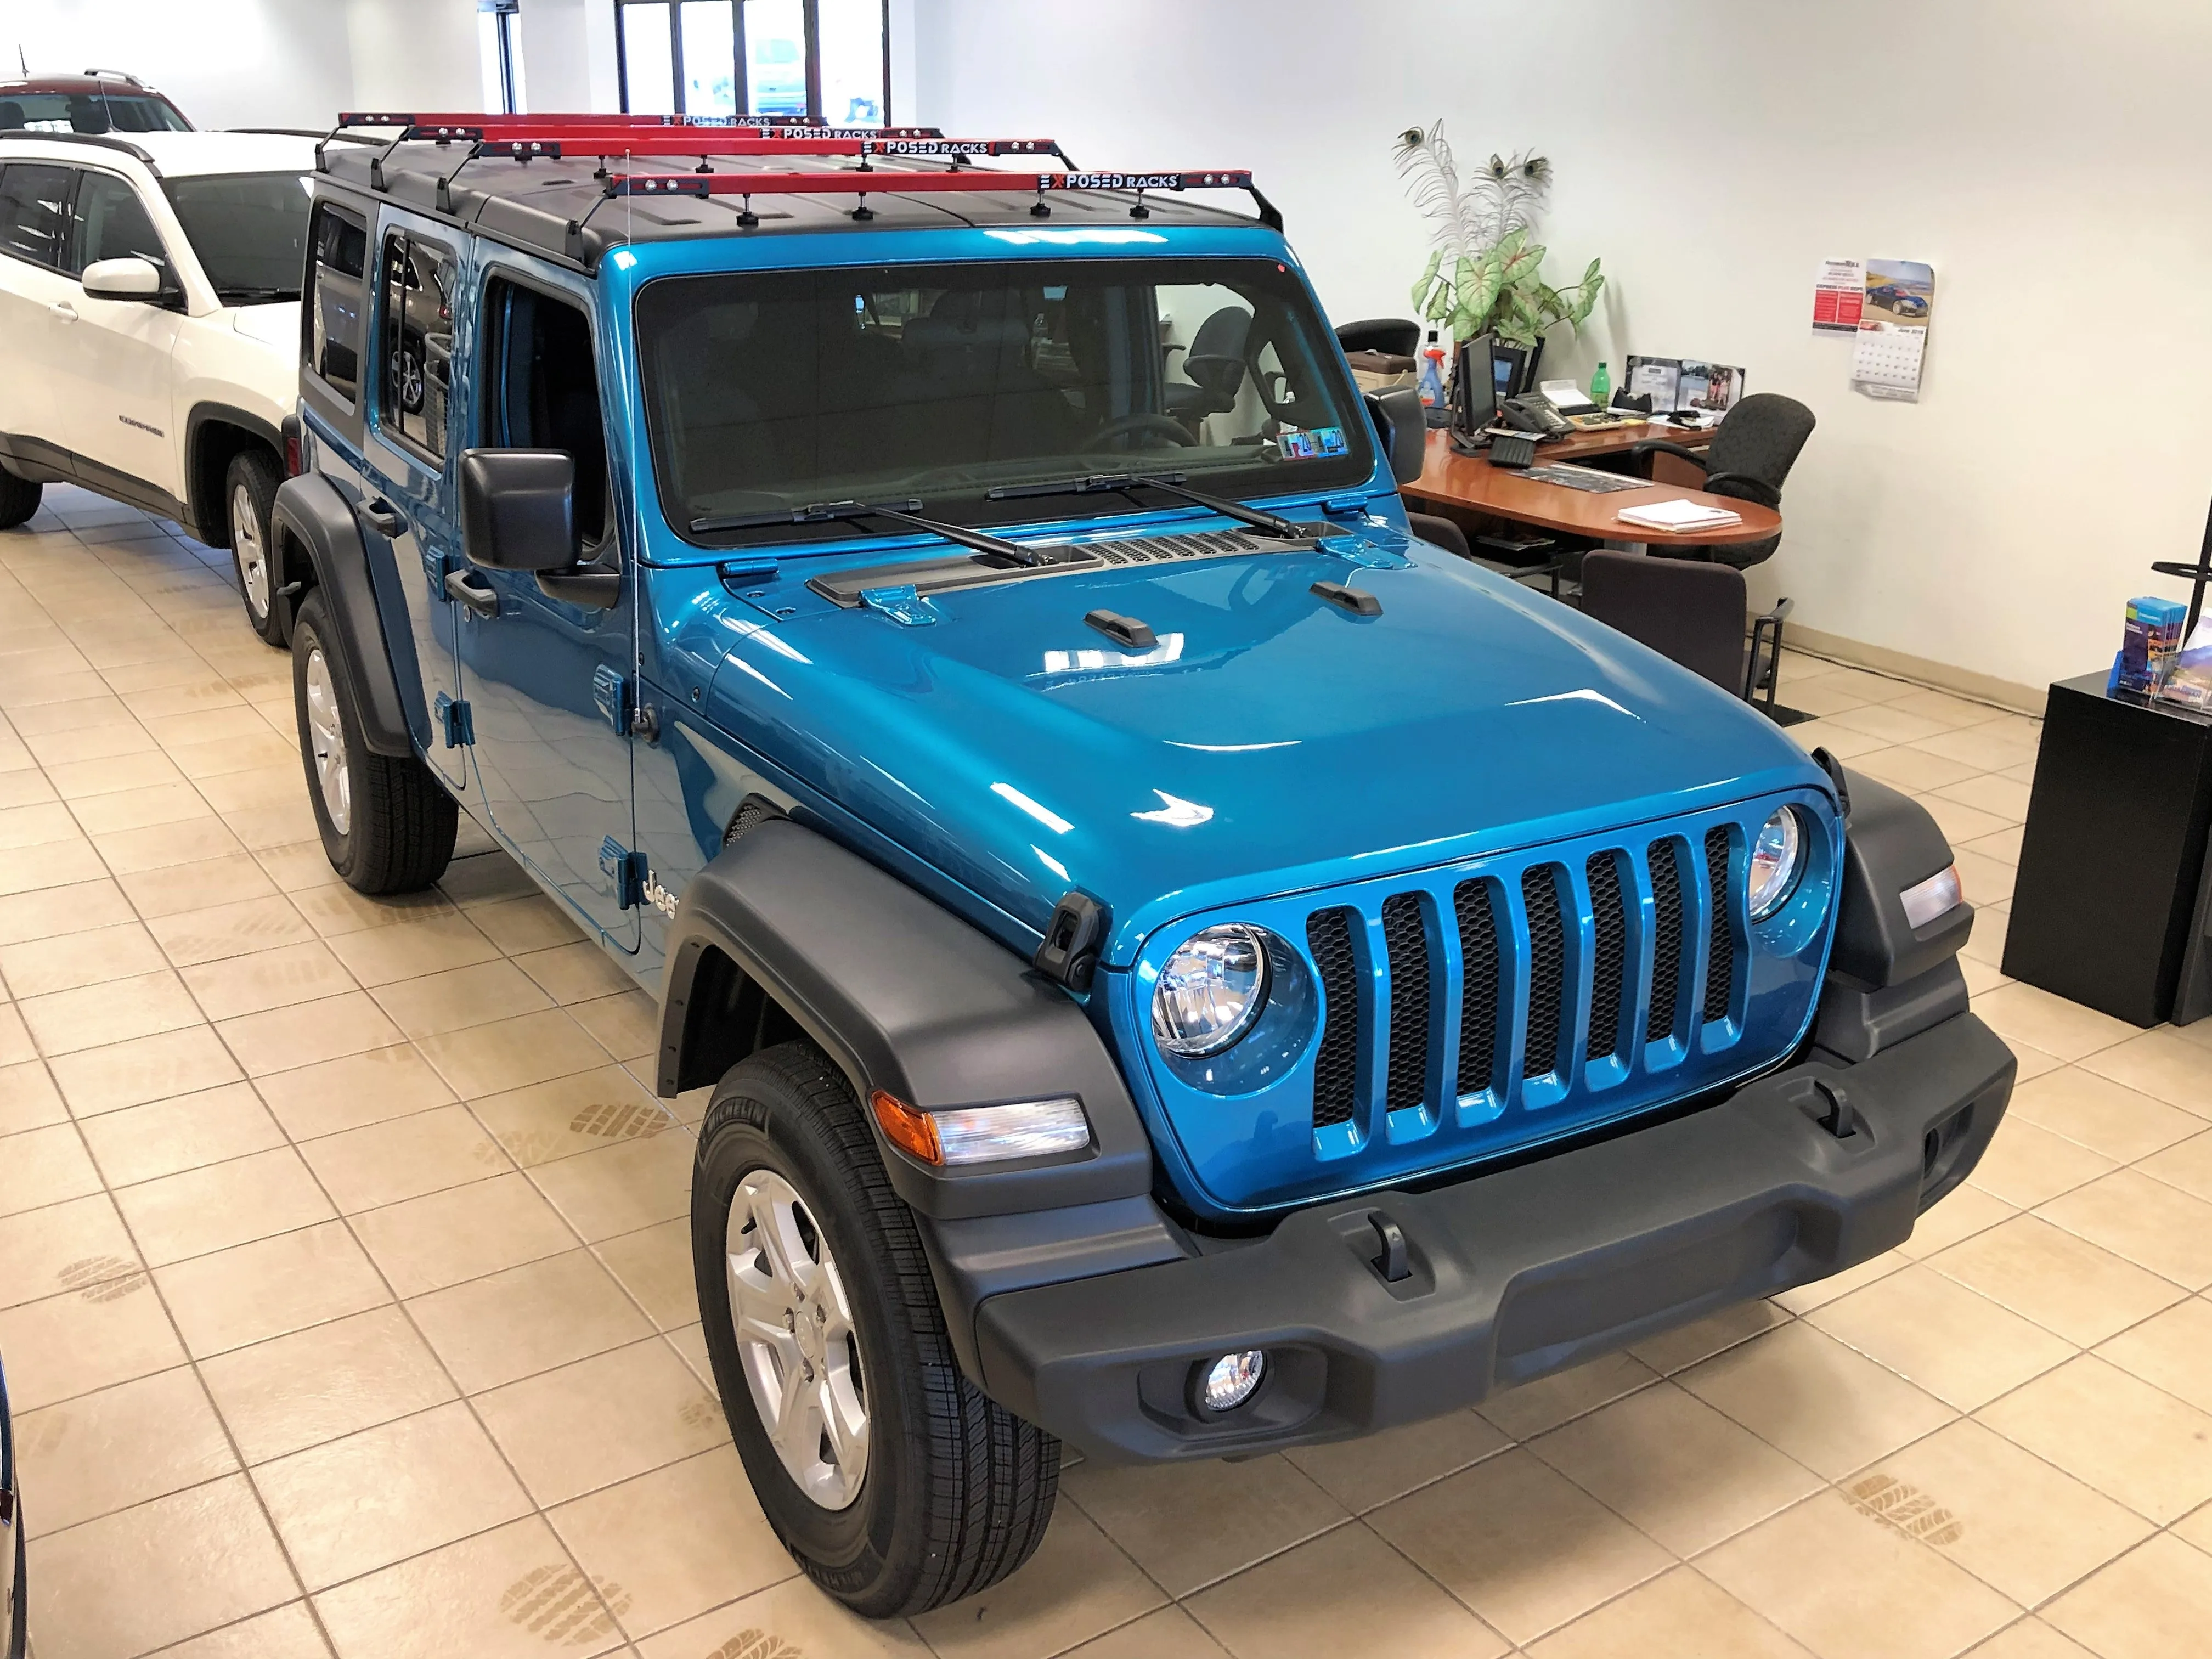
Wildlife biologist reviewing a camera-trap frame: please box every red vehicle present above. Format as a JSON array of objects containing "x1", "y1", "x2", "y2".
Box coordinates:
[{"x1": 0, "y1": 70, "x2": 192, "y2": 134}]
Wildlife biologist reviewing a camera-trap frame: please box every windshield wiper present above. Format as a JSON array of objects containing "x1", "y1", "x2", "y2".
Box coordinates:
[
  {"x1": 986, "y1": 471, "x2": 1308, "y2": 540},
  {"x1": 690, "y1": 498, "x2": 1051, "y2": 567},
  {"x1": 217, "y1": 287, "x2": 298, "y2": 304}
]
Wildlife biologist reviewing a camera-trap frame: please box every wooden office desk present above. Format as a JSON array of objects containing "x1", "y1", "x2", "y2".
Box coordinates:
[{"x1": 1405, "y1": 427, "x2": 1779, "y2": 548}]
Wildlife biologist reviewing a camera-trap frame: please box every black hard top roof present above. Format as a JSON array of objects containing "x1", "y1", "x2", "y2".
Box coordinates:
[{"x1": 315, "y1": 140, "x2": 1271, "y2": 275}]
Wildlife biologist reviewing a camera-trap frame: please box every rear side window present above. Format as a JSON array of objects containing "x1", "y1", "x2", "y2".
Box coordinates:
[
  {"x1": 67, "y1": 172, "x2": 167, "y2": 278},
  {"x1": 377, "y1": 230, "x2": 458, "y2": 461},
  {"x1": 303, "y1": 200, "x2": 367, "y2": 401},
  {"x1": 0, "y1": 164, "x2": 73, "y2": 269},
  {"x1": 482, "y1": 275, "x2": 609, "y2": 554}
]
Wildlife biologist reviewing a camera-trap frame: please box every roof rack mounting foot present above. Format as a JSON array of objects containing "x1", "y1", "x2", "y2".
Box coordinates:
[
  {"x1": 849, "y1": 199, "x2": 874, "y2": 221},
  {"x1": 737, "y1": 196, "x2": 759, "y2": 228},
  {"x1": 1030, "y1": 197, "x2": 1051, "y2": 218},
  {"x1": 1129, "y1": 193, "x2": 1151, "y2": 220}
]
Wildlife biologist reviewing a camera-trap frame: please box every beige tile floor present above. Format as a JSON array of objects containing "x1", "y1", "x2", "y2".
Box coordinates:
[{"x1": 2, "y1": 483, "x2": 2211, "y2": 1659}]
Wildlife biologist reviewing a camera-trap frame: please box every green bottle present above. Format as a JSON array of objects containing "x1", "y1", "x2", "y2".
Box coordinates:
[{"x1": 1590, "y1": 360, "x2": 1612, "y2": 405}]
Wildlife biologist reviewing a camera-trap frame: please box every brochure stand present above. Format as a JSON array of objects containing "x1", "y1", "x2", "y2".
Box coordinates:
[{"x1": 2005, "y1": 672, "x2": 2212, "y2": 1027}]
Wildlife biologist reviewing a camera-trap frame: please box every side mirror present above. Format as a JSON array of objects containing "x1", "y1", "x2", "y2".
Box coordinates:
[
  {"x1": 1364, "y1": 388, "x2": 1427, "y2": 486},
  {"x1": 460, "y1": 449, "x2": 575, "y2": 572},
  {"x1": 82, "y1": 256, "x2": 162, "y2": 301}
]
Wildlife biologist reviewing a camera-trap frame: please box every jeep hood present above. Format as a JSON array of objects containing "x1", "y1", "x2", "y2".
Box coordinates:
[{"x1": 701, "y1": 539, "x2": 1829, "y2": 962}]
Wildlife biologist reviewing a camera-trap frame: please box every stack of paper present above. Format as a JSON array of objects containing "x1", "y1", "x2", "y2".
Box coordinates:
[{"x1": 1616, "y1": 498, "x2": 1743, "y2": 534}]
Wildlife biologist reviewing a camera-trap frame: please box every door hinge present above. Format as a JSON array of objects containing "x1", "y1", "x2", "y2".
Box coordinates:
[
  {"x1": 592, "y1": 664, "x2": 633, "y2": 733},
  {"x1": 435, "y1": 693, "x2": 473, "y2": 748},
  {"x1": 600, "y1": 836, "x2": 648, "y2": 909}
]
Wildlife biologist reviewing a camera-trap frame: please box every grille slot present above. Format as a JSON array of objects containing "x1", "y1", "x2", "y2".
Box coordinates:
[
  {"x1": 1703, "y1": 826, "x2": 1736, "y2": 1023},
  {"x1": 1586, "y1": 853, "x2": 1629, "y2": 1062},
  {"x1": 1647, "y1": 839, "x2": 1688, "y2": 1042},
  {"x1": 1522, "y1": 866, "x2": 1568, "y2": 1079},
  {"x1": 1380, "y1": 894, "x2": 1430, "y2": 1113},
  {"x1": 1454, "y1": 880, "x2": 1502, "y2": 1094},
  {"x1": 1307, "y1": 908, "x2": 1361, "y2": 1128}
]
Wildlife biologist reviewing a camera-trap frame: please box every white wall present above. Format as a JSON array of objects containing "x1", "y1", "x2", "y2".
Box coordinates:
[
  {"x1": 518, "y1": 0, "x2": 622, "y2": 112},
  {"x1": 9, "y1": 0, "x2": 357, "y2": 129},
  {"x1": 912, "y1": 0, "x2": 2212, "y2": 693},
  {"x1": 342, "y1": 0, "x2": 485, "y2": 115}
]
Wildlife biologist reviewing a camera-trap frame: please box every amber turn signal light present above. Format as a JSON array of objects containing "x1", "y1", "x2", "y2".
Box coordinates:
[{"x1": 870, "y1": 1090, "x2": 944, "y2": 1166}]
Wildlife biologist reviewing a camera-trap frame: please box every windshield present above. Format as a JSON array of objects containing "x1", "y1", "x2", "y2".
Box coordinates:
[
  {"x1": 635, "y1": 256, "x2": 1373, "y2": 547},
  {"x1": 165, "y1": 172, "x2": 311, "y2": 302},
  {"x1": 0, "y1": 91, "x2": 190, "y2": 133}
]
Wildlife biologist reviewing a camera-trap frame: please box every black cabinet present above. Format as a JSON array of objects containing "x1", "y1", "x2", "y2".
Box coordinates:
[{"x1": 2004, "y1": 672, "x2": 2212, "y2": 1028}]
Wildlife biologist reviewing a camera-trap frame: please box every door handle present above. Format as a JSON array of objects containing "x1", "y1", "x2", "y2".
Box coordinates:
[
  {"x1": 359, "y1": 499, "x2": 405, "y2": 537},
  {"x1": 49, "y1": 302, "x2": 77, "y2": 322},
  {"x1": 445, "y1": 569, "x2": 500, "y2": 618}
]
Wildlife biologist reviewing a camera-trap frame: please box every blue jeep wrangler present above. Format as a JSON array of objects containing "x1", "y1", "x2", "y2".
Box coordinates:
[{"x1": 271, "y1": 115, "x2": 2015, "y2": 1616}]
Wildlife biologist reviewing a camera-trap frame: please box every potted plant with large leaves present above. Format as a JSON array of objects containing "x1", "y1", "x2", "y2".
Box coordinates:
[{"x1": 1396, "y1": 123, "x2": 1604, "y2": 373}]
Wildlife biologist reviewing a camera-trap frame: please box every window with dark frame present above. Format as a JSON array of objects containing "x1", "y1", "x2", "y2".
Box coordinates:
[
  {"x1": 303, "y1": 200, "x2": 368, "y2": 402},
  {"x1": 613, "y1": 0, "x2": 889, "y2": 125},
  {"x1": 377, "y1": 230, "x2": 459, "y2": 462}
]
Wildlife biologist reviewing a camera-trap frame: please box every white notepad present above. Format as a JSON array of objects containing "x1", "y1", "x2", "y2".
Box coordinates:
[{"x1": 1616, "y1": 499, "x2": 1742, "y2": 533}]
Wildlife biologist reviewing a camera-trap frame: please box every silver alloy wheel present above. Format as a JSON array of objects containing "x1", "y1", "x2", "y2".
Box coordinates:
[
  {"x1": 726, "y1": 1169, "x2": 870, "y2": 1510},
  {"x1": 303, "y1": 647, "x2": 351, "y2": 835},
  {"x1": 231, "y1": 481, "x2": 269, "y2": 617}
]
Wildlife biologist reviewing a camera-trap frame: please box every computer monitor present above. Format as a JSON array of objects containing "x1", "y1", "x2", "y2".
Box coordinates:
[{"x1": 1453, "y1": 334, "x2": 1504, "y2": 434}]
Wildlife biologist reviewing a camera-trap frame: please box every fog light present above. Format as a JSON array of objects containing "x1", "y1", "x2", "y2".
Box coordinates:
[{"x1": 1197, "y1": 1350, "x2": 1267, "y2": 1414}]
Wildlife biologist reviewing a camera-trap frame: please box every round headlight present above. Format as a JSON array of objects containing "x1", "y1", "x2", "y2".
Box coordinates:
[
  {"x1": 1152, "y1": 924, "x2": 1271, "y2": 1058},
  {"x1": 1748, "y1": 808, "x2": 1805, "y2": 921}
]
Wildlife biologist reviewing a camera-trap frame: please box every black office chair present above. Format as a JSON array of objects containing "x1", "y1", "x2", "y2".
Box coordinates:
[
  {"x1": 1577, "y1": 551, "x2": 1795, "y2": 717},
  {"x1": 1334, "y1": 318, "x2": 1423, "y2": 358},
  {"x1": 1165, "y1": 304, "x2": 1252, "y2": 425},
  {"x1": 1627, "y1": 392, "x2": 1815, "y2": 570}
]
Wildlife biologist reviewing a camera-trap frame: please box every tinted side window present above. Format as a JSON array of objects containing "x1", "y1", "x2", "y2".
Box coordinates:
[
  {"x1": 483, "y1": 275, "x2": 608, "y2": 554},
  {"x1": 303, "y1": 201, "x2": 368, "y2": 401},
  {"x1": 67, "y1": 172, "x2": 168, "y2": 278},
  {"x1": 0, "y1": 165, "x2": 74, "y2": 269},
  {"x1": 378, "y1": 231, "x2": 458, "y2": 462}
]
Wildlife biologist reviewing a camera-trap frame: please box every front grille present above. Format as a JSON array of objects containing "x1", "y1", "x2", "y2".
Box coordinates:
[
  {"x1": 1380, "y1": 894, "x2": 1430, "y2": 1113},
  {"x1": 1307, "y1": 907, "x2": 1360, "y2": 1128},
  {"x1": 1522, "y1": 867, "x2": 1568, "y2": 1079},
  {"x1": 1586, "y1": 853, "x2": 1629, "y2": 1062},
  {"x1": 1703, "y1": 826, "x2": 1736, "y2": 1024},
  {"x1": 1297, "y1": 824, "x2": 1750, "y2": 1138}
]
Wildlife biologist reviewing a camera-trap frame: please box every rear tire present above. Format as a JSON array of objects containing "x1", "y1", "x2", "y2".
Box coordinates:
[
  {"x1": 693, "y1": 1041, "x2": 1059, "y2": 1617},
  {"x1": 0, "y1": 466, "x2": 40, "y2": 531},
  {"x1": 291, "y1": 588, "x2": 456, "y2": 894},
  {"x1": 225, "y1": 448, "x2": 287, "y2": 647}
]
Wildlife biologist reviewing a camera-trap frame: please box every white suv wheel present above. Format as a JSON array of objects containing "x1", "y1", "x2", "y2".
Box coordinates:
[{"x1": 231, "y1": 480, "x2": 269, "y2": 617}]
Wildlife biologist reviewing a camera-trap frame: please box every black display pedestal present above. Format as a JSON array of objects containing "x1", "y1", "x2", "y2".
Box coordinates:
[{"x1": 2004, "y1": 672, "x2": 2212, "y2": 1028}]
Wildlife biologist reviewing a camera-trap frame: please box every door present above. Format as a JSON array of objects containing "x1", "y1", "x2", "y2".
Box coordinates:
[
  {"x1": 456, "y1": 267, "x2": 638, "y2": 947},
  {"x1": 57, "y1": 167, "x2": 185, "y2": 502},
  {"x1": 362, "y1": 216, "x2": 470, "y2": 790},
  {"x1": 0, "y1": 163, "x2": 82, "y2": 466}
]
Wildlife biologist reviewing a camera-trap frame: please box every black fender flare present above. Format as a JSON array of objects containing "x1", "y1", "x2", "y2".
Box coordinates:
[
  {"x1": 269, "y1": 474, "x2": 414, "y2": 757},
  {"x1": 658, "y1": 818, "x2": 1155, "y2": 1222},
  {"x1": 1814, "y1": 768, "x2": 1977, "y2": 1064},
  {"x1": 182, "y1": 402, "x2": 283, "y2": 544}
]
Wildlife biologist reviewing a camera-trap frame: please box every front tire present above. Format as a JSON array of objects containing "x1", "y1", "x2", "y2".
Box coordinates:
[
  {"x1": 226, "y1": 448, "x2": 287, "y2": 646},
  {"x1": 693, "y1": 1041, "x2": 1059, "y2": 1617},
  {"x1": 291, "y1": 588, "x2": 456, "y2": 894},
  {"x1": 0, "y1": 465, "x2": 40, "y2": 531}
]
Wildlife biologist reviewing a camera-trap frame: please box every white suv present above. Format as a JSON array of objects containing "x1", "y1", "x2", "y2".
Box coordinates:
[{"x1": 0, "y1": 129, "x2": 320, "y2": 644}]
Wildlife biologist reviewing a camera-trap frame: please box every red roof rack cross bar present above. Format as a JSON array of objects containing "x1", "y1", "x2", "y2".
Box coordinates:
[{"x1": 602, "y1": 167, "x2": 1279, "y2": 230}]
